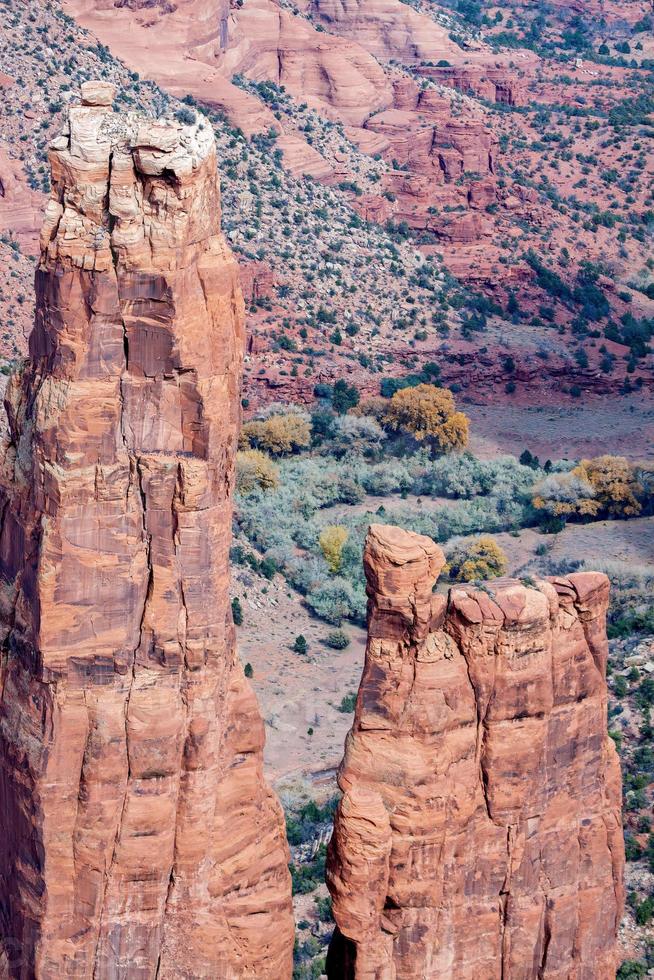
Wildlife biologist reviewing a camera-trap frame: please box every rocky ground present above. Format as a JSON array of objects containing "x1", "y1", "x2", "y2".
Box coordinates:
[{"x1": 2, "y1": 0, "x2": 653, "y2": 415}]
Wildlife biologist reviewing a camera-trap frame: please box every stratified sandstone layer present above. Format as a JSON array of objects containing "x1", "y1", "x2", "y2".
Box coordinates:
[
  {"x1": 0, "y1": 84, "x2": 293, "y2": 978},
  {"x1": 326, "y1": 523, "x2": 624, "y2": 979}
]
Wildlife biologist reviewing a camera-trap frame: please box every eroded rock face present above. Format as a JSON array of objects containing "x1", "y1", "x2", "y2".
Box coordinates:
[
  {"x1": 0, "y1": 146, "x2": 43, "y2": 251},
  {"x1": 326, "y1": 524, "x2": 624, "y2": 979},
  {"x1": 0, "y1": 89, "x2": 293, "y2": 978},
  {"x1": 307, "y1": 0, "x2": 461, "y2": 64},
  {"x1": 415, "y1": 63, "x2": 529, "y2": 106}
]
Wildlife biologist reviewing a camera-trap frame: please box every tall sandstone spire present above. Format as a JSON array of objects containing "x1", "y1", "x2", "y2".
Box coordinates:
[
  {"x1": 0, "y1": 82, "x2": 293, "y2": 978},
  {"x1": 326, "y1": 523, "x2": 624, "y2": 979}
]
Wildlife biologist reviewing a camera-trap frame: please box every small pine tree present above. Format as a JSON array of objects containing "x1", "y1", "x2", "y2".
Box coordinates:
[
  {"x1": 332, "y1": 379, "x2": 360, "y2": 414},
  {"x1": 244, "y1": 662, "x2": 253, "y2": 678},
  {"x1": 293, "y1": 635, "x2": 308, "y2": 655},
  {"x1": 231, "y1": 597, "x2": 243, "y2": 626}
]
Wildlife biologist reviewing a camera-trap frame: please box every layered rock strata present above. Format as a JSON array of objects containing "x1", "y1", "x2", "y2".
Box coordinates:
[
  {"x1": 326, "y1": 523, "x2": 624, "y2": 979},
  {"x1": 0, "y1": 84, "x2": 293, "y2": 978}
]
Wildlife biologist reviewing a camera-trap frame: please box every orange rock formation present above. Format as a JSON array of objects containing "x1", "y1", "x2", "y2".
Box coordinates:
[
  {"x1": 0, "y1": 84, "x2": 293, "y2": 977},
  {"x1": 326, "y1": 523, "x2": 624, "y2": 979}
]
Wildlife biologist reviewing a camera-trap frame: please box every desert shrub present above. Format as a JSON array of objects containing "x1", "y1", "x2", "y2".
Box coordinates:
[
  {"x1": 175, "y1": 106, "x2": 196, "y2": 125},
  {"x1": 325, "y1": 629, "x2": 350, "y2": 649},
  {"x1": 580, "y1": 560, "x2": 653, "y2": 592},
  {"x1": 319, "y1": 525, "x2": 349, "y2": 573},
  {"x1": 259, "y1": 556, "x2": 278, "y2": 579},
  {"x1": 532, "y1": 472, "x2": 597, "y2": 519},
  {"x1": 244, "y1": 662, "x2": 253, "y2": 678},
  {"x1": 415, "y1": 454, "x2": 539, "y2": 502},
  {"x1": 357, "y1": 460, "x2": 412, "y2": 495},
  {"x1": 636, "y1": 463, "x2": 654, "y2": 513},
  {"x1": 290, "y1": 845, "x2": 327, "y2": 894},
  {"x1": 236, "y1": 449, "x2": 279, "y2": 493},
  {"x1": 613, "y1": 675, "x2": 628, "y2": 697},
  {"x1": 577, "y1": 560, "x2": 654, "y2": 638},
  {"x1": 446, "y1": 535, "x2": 508, "y2": 582},
  {"x1": 235, "y1": 451, "x2": 548, "y2": 624},
  {"x1": 285, "y1": 554, "x2": 332, "y2": 596},
  {"x1": 329, "y1": 415, "x2": 386, "y2": 456},
  {"x1": 383, "y1": 384, "x2": 469, "y2": 453},
  {"x1": 618, "y1": 960, "x2": 647, "y2": 978},
  {"x1": 353, "y1": 396, "x2": 389, "y2": 421},
  {"x1": 314, "y1": 896, "x2": 333, "y2": 923},
  {"x1": 306, "y1": 578, "x2": 363, "y2": 624},
  {"x1": 241, "y1": 405, "x2": 311, "y2": 455},
  {"x1": 608, "y1": 606, "x2": 654, "y2": 639},
  {"x1": 310, "y1": 407, "x2": 337, "y2": 445},
  {"x1": 293, "y1": 951, "x2": 326, "y2": 979},
  {"x1": 416, "y1": 453, "x2": 494, "y2": 498}
]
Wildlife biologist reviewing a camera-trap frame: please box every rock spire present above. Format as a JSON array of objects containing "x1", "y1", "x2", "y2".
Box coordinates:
[
  {"x1": 326, "y1": 523, "x2": 624, "y2": 979},
  {"x1": 0, "y1": 83, "x2": 293, "y2": 978}
]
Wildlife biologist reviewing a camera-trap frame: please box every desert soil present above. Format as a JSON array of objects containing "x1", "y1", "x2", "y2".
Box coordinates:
[{"x1": 467, "y1": 396, "x2": 654, "y2": 462}]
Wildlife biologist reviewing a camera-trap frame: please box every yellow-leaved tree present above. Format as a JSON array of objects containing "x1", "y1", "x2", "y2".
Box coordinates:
[
  {"x1": 383, "y1": 384, "x2": 469, "y2": 455},
  {"x1": 319, "y1": 525, "x2": 349, "y2": 574},
  {"x1": 533, "y1": 455, "x2": 643, "y2": 520},
  {"x1": 236, "y1": 449, "x2": 280, "y2": 494},
  {"x1": 240, "y1": 412, "x2": 311, "y2": 456},
  {"x1": 573, "y1": 455, "x2": 642, "y2": 517},
  {"x1": 446, "y1": 535, "x2": 508, "y2": 582}
]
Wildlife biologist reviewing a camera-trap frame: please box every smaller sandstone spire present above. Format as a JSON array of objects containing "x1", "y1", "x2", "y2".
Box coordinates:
[
  {"x1": 326, "y1": 524, "x2": 624, "y2": 979},
  {"x1": 364, "y1": 523, "x2": 445, "y2": 642}
]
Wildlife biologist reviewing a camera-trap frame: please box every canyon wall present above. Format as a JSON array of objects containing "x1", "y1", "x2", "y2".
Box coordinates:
[
  {"x1": 0, "y1": 83, "x2": 294, "y2": 978},
  {"x1": 326, "y1": 523, "x2": 624, "y2": 979}
]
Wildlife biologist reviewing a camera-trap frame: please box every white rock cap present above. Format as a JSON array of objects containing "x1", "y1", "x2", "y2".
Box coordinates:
[{"x1": 81, "y1": 80, "x2": 116, "y2": 107}]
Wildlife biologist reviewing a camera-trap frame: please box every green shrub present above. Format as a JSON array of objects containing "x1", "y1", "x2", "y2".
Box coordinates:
[
  {"x1": 338, "y1": 692, "x2": 357, "y2": 713},
  {"x1": 314, "y1": 896, "x2": 333, "y2": 922},
  {"x1": 290, "y1": 845, "x2": 326, "y2": 894},
  {"x1": 325, "y1": 630, "x2": 350, "y2": 649},
  {"x1": 618, "y1": 960, "x2": 647, "y2": 978},
  {"x1": 613, "y1": 675, "x2": 628, "y2": 697},
  {"x1": 636, "y1": 897, "x2": 654, "y2": 925},
  {"x1": 285, "y1": 798, "x2": 338, "y2": 846},
  {"x1": 293, "y1": 635, "x2": 308, "y2": 655}
]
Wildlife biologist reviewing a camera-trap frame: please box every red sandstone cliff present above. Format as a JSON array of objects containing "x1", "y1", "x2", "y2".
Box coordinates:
[
  {"x1": 0, "y1": 82, "x2": 293, "y2": 978},
  {"x1": 326, "y1": 523, "x2": 624, "y2": 979}
]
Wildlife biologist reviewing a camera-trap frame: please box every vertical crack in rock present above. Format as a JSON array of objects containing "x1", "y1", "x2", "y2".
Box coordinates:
[
  {"x1": 0, "y1": 81, "x2": 293, "y2": 978},
  {"x1": 326, "y1": 523, "x2": 625, "y2": 979}
]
